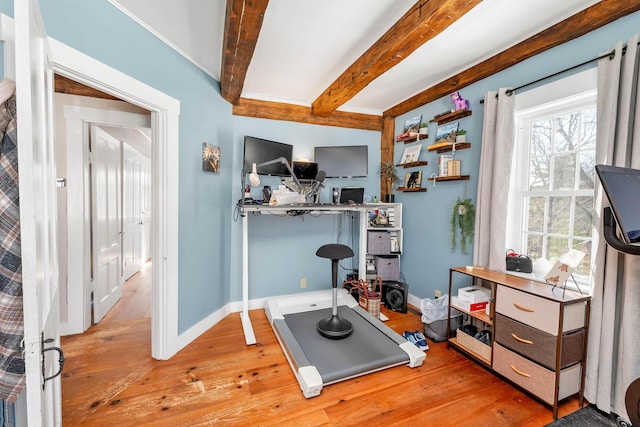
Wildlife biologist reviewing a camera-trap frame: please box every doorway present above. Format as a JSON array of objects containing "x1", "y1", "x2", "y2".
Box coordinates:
[
  {"x1": 50, "y1": 37, "x2": 181, "y2": 359},
  {"x1": 56, "y1": 93, "x2": 153, "y2": 334}
]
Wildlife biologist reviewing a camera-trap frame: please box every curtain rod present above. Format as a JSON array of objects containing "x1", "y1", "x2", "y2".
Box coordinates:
[{"x1": 479, "y1": 41, "x2": 639, "y2": 104}]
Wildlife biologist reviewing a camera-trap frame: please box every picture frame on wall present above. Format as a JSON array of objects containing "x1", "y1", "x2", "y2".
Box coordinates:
[{"x1": 202, "y1": 142, "x2": 220, "y2": 173}]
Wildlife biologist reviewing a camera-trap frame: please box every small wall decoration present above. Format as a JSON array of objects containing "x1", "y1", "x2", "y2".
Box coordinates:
[
  {"x1": 202, "y1": 142, "x2": 220, "y2": 173},
  {"x1": 403, "y1": 115, "x2": 422, "y2": 134},
  {"x1": 400, "y1": 144, "x2": 422, "y2": 164},
  {"x1": 404, "y1": 171, "x2": 422, "y2": 189},
  {"x1": 435, "y1": 121, "x2": 458, "y2": 144},
  {"x1": 450, "y1": 91, "x2": 469, "y2": 111}
]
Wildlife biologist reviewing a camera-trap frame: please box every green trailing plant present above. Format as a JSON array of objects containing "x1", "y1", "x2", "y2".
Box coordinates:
[
  {"x1": 451, "y1": 197, "x2": 475, "y2": 253},
  {"x1": 456, "y1": 129, "x2": 467, "y2": 135}
]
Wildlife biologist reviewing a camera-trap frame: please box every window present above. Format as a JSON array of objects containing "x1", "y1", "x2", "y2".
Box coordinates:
[{"x1": 510, "y1": 89, "x2": 596, "y2": 290}]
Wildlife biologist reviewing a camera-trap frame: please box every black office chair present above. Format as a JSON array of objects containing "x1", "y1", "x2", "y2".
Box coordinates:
[{"x1": 315, "y1": 243, "x2": 354, "y2": 339}]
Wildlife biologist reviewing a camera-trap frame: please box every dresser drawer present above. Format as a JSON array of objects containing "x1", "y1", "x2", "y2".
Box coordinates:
[
  {"x1": 493, "y1": 343, "x2": 581, "y2": 405},
  {"x1": 496, "y1": 285, "x2": 559, "y2": 335},
  {"x1": 495, "y1": 313, "x2": 584, "y2": 370}
]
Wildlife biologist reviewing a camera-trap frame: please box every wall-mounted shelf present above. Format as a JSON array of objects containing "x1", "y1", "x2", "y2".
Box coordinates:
[
  {"x1": 396, "y1": 187, "x2": 427, "y2": 193},
  {"x1": 430, "y1": 142, "x2": 471, "y2": 154},
  {"x1": 396, "y1": 133, "x2": 428, "y2": 144},
  {"x1": 397, "y1": 161, "x2": 428, "y2": 168},
  {"x1": 429, "y1": 109, "x2": 472, "y2": 125},
  {"x1": 427, "y1": 175, "x2": 470, "y2": 182}
]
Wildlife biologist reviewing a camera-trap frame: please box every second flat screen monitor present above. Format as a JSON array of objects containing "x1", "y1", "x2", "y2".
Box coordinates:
[{"x1": 314, "y1": 145, "x2": 368, "y2": 178}]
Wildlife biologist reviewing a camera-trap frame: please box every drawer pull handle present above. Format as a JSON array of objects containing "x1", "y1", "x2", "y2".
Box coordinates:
[
  {"x1": 513, "y1": 303, "x2": 534, "y2": 312},
  {"x1": 511, "y1": 333, "x2": 533, "y2": 345},
  {"x1": 510, "y1": 365, "x2": 531, "y2": 378}
]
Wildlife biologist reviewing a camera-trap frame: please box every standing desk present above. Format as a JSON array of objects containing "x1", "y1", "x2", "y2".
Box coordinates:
[{"x1": 240, "y1": 204, "x2": 369, "y2": 345}]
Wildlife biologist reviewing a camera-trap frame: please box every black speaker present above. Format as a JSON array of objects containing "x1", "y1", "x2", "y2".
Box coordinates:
[{"x1": 382, "y1": 281, "x2": 408, "y2": 313}]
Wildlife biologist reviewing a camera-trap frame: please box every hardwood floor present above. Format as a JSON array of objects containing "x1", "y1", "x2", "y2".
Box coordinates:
[{"x1": 61, "y1": 268, "x2": 582, "y2": 426}]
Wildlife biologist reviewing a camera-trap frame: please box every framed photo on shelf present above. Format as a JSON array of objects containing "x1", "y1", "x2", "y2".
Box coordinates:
[
  {"x1": 403, "y1": 115, "x2": 422, "y2": 134},
  {"x1": 400, "y1": 144, "x2": 422, "y2": 164},
  {"x1": 404, "y1": 171, "x2": 422, "y2": 189},
  {"x1": 435, "y1": 121, "x2": 458, "y2": 144}
]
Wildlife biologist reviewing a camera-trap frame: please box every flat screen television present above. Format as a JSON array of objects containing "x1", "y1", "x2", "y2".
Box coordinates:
[
  {"x1": 595, "y1": 164, "x2": 640, "y2": 245},
  {"x1": 243, "y1": 136, "x2": 293, "y2": 176},
  {"x1": 314, "y1": 145, "x2": 368, "y2": 178}
]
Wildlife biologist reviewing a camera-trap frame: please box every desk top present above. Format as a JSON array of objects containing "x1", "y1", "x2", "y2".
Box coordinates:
[{"x1": 241, "y1": 203, "x2": 382, "y2": 213}]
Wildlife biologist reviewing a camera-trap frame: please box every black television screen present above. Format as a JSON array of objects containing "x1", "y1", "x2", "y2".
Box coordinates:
[
  {"x1": 243, "y1": 136, "x2": 293, "y2": 176},
  {"x1": 314, "y1": 145, "x2": 368, "y2": 178},
  {"x1": 595, "y1": 164, "x2": 640, "y2": 245}
]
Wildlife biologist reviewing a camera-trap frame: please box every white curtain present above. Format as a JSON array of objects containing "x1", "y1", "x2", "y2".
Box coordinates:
[
  {"x1": 473, "y1": 88, "x2": 515, "y2": 270},
  {"x1": 585, "y1": 35, "x2": 640, "y2": 423}
]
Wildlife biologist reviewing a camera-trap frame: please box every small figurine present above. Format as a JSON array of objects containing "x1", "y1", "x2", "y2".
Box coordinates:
[{"x1": 450, "y1": 91, "x2": 469, "y2": 111}]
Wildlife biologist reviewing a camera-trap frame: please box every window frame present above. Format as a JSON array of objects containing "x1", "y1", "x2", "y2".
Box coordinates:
[{"x1": 509, "y1": 89, "x2": 597, "y2": 293}]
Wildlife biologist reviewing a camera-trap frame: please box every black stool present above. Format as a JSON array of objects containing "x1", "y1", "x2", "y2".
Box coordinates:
[{"x1": 315, "y1": 244, "x2": 354, "y2": 339}]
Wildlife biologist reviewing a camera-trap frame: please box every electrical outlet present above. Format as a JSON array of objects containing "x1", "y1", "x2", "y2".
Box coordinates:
[
  {"x1": 301, "y1": 278, "x2": 307, "y2": 288},
  {"x1": 435, "y1": 289, "x2": 442, "y2": 298}
]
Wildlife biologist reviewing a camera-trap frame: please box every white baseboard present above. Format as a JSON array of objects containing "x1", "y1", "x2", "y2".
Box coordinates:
[{"x1": 177, "y1": 291, "x2": 426, "y2": 352}]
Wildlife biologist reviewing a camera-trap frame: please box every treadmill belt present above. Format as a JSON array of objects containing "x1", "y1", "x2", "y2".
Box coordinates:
[{"x1": 283, "y1": 306, "x2": 409, "y2": 383}]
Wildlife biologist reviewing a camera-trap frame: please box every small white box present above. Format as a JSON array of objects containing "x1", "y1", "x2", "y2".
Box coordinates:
[{"x1": 458, "y1": 286, "x2": 491, "y2": 303}]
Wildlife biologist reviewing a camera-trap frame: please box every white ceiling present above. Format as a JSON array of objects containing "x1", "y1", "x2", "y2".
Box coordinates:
[{"x1": 110, "y1": 0, "x2": 601, "y2": 116}]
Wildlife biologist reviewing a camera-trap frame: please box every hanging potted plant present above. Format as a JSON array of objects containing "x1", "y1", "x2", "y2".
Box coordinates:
[
  {"x1": 451, "y1": 197, "x2": 475, "y2": 253},
  {"x1": 379, "y1": 161, "x2": 401, "y2": 202}
]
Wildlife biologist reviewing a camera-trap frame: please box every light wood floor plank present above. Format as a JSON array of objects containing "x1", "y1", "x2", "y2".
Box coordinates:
[{"x1": 61, "y1": 264, "x2": 581, "y2": 426}]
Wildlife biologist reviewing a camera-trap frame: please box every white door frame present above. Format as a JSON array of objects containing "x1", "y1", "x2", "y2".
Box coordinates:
[
  {"x1": 48, "y1": 38, "x2": 180, "y2": 360},
  {"x1": 60, "y1": 106, "x2": 151, "y2": 335}
]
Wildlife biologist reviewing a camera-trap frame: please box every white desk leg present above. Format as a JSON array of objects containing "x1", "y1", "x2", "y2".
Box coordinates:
[
  {"x1": 242, "y1": 213, "x2": 257, "y2": 345},
  {"x1": 358, "y1": 209, "x2": 367, "y2": 280}
]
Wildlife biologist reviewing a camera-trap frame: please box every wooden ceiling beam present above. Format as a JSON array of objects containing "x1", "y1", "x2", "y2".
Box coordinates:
[
  {"x1": 233, "y1": 98, "x2": 382, "y2": 131},
  {"x1": 310, "y1": 0, "x2": 481, "y2": 116},
  {"x1": 220, "y1": 0, "x2": 269, "y2": 105},
  {"x1": 386, "y1": 0, "x2": 640, "y2": 118},
  {"x1": 54, "y1": 74, "x2": 120, "y2": 101}
]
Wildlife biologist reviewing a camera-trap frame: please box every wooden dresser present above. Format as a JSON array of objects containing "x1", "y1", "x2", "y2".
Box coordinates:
[{"x1": 447, "y1": 266, "x2": 591, "y2": 419}]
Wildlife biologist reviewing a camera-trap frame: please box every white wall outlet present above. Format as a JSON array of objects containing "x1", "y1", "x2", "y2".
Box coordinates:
[
  {"x1": 435, "y1": 289, "x2": 441, "y2": 298},
  {"x1": 301, "y1": 278, "x2": 307, "y2": 288}
]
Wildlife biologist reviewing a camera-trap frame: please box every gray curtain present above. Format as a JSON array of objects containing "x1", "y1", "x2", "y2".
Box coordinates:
[
  {"x1": 585, "y1": 35, "x2": 640, "y2": 423},
  {"x1": 473, "y1": 88, "x2": 515, "y2": 270}
]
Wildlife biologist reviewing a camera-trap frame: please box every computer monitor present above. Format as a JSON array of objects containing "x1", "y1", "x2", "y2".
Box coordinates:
[
  {"x1": 314, "y1": 145, "x2": 368, "y2": 178},
  {"x1": 595, "y1": 164, "x2": 640, "y2": 245},
  {"x1": 243, "y1": 136, "x2": 293, "y2": 176},
  {"x1": 292, "y1": 161, "x2": 318, "y2": 180}
]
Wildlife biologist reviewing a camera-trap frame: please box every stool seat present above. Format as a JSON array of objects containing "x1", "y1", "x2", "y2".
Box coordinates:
[
  {"x1": 316, "y1": 244, "x2": 354, "y2": 260},
  {"x1": 316, "y1": 243, "x2": 354, "y2": 340}
]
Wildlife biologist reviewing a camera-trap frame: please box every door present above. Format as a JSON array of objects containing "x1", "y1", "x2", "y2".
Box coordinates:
[
  {"x1": 122, "y1": 143, "x2": 149, "y2": 280},
  {"x1": 91, "y1": 125, "x2": 124, "y2": 322},
  {"x1": 15, "y1": 0, "x2": 62, "y2": 424}
]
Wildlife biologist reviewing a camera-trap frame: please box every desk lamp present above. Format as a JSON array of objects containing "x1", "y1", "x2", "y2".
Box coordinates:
[{"x1": 242, "y1": 157, "x2": 303, "y2": 205}]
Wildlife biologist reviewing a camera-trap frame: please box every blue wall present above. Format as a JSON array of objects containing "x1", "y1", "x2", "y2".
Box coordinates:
[
  {"x1": 5, "y1": 1, "x2": 640, "y2": 332},
  {"x1": 228, "y1": 118, "x2": 380, "y2": 300},
  {"x1": 32, "y1": 0, "x2": 236, "y2": 333},
  {"x1": 394, "y1": 11, "x2": 640, "y2": 298}
]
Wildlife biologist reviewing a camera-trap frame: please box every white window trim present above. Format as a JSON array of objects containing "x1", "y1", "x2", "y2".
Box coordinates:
[{"x1": 507, "y1": 69, "x2": 597, "y2": 293}]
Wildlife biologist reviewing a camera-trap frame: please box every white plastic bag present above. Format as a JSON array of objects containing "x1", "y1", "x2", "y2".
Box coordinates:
[{"x1": 421, "y1": 293, "x2": 450, "y2": 324}]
